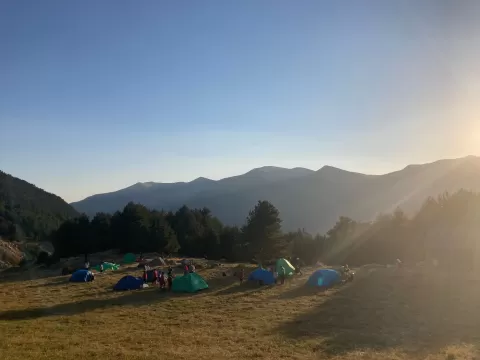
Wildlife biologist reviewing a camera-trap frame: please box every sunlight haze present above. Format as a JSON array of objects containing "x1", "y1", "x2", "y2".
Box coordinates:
[{"x1": 1, "y1": 0, "x2": 479, "y2": 202}]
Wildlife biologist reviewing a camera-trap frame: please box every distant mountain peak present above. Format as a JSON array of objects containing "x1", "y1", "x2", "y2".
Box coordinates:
[
  {"x1": 318, "y1": 165, "x2": 342, "y2": 172},
  {"x1": 246, "y1": 166, "x2": 313, "y2": 175},
  {"x1": 191, "y1": 177, "x2": 213, "y2": 183},
  {"x1": 317, "y1": 165, "x2": 366, "y2": 176},
  {"x1": 246, "y1": 166, "x2": 287, "y2": 174},
  {"x1": 127, "y1": 181, "x2": 160, "y2": 190}
]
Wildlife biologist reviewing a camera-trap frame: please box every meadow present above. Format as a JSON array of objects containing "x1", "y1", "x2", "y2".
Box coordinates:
[{"x1": 0, "y1": 263, "x2": 479, "y2": 360}]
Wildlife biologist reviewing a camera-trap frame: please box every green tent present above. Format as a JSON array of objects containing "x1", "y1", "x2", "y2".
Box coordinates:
[
  {"x1": 123, "y1": 253, "x2": 136, "y2": 264},
  {"x1": 276, "y1": 258, "x2": 295, "y2": 276},
  {"x1": 92, "y1": 262, "x2": 120, "y2": 272},
  {"x1": 172, "y1": 273, "x2": 209, "y2": 293}
]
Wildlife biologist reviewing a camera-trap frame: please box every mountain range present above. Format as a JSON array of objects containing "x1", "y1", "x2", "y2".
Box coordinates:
[{"x1": 71, "y1": 156, "x2": 480, "y2": 234}]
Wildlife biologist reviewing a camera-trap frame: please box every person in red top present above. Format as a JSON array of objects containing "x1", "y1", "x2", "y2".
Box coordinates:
[{"x1": 184, "y1": 264, "x2": 189, "y2": 275}]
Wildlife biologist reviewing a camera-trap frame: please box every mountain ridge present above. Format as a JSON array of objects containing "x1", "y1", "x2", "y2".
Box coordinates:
[{"x1": 70, "y1": 156, "x2": 480, "y2": 233}]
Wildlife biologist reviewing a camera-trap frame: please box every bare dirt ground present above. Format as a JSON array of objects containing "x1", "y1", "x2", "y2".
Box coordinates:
[{"x1": 0, "y1": 263, "x2": 479, "y2": 360}]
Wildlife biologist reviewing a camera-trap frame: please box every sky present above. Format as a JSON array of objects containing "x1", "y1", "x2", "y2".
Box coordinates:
[{"x1": 1, "y1": 0, "x2": 480, "y2": 203}]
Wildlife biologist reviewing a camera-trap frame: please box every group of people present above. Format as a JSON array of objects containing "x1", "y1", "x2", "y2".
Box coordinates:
[
  {"x1": 142, "y1": 265, "x2": 176, "y2": 290},
  {"x1": 142, "y1": 263, "x2": 201, "y2": 291},
  {"x1": 183, "y1": 263, "x2": 196, "y2": 275}
]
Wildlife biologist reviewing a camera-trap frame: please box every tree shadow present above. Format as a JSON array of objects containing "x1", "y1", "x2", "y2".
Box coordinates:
[
  {"x1": 0, "y1": 268, "x2": 61, "y2": 284},
  {"x1": 27, "y1": 276, "x2": 69, "y2": 288},
  {"x1": 213, "y1": 281, "x2": 270, "y2": 297},
  {"x1": 0, "y1": 287, "x2": 177, "y2": 321},
  {"x1": 274, "y1": 283, "x2": 327, "y2": 300},
  {"x1": 273, "y1": 268, "x2": 480, "y2": 356}
]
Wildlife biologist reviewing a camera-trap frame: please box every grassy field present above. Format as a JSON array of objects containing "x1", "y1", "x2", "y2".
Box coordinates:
[{"x1": 0, "y1": 263, "x2": 479, "y2": 360}]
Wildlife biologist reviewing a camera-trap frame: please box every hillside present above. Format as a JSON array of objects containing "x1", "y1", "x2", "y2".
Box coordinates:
[
  {"x1": 0, "y1": 263, "x2": 478, "y2": 360},
  {"x1": 0, "y1": 171, "x2": 79, "y2": 241},
  {"x1": 71, "y1": 156, "x2": 480, "y2": 233}
]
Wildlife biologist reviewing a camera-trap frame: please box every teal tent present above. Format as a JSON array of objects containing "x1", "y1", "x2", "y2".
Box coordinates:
[
  {"x1": 172, "y1": 272, "x2": 208, "y2": 293},
  {"x1": 123, "y1": 253, "x2": 136, "y2": 264},
  {"x1": 92, "y1": 262, "x2": 120, "y2": 271},
  {"x1": 276, "y1": 258, "x2": 295, "y2": 276}
]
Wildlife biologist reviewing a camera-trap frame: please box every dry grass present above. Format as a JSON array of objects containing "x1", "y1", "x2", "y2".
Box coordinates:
[{"x1": 0, "y1": 264, "x2": 479, "y2": 359}]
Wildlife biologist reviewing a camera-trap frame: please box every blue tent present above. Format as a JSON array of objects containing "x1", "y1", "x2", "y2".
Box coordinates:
[
  {"x1": 69, "y1": 269, "x2": 94, "y2": 282},
  {"x1": 113, "y1": 275, "x2": 144, "y2": 291},
  {"x1": 248, "y1": 268, "x2": 275, "y2": 285},
  {"x1": 306, "y1": 269, "x2": 340, "y2": 288}
]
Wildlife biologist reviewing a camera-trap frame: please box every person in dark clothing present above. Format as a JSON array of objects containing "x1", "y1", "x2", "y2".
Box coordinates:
[
  {"x1": 159, "y1": 271, "x2": 166, "y2": 290},
  {"x1": 167, "y1": 274, "x2": 173, "y2": 290},
  {"x1": 294, "y1": 258, "x2": 303, "y2": 275},
  {"x1": 239, "y1": 268, "x2": 245, "y2": 284},
  {"x1": 279, "y1": 266, "x2": 286, "y2": 285}
]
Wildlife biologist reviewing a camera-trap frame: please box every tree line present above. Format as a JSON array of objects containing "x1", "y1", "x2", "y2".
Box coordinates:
[
  {"x1": 52, "y1": 200, "x2": 319, "y2": 264},
  {"x1": 47, "y1": 190, "x2": 480, "y2": 269}
]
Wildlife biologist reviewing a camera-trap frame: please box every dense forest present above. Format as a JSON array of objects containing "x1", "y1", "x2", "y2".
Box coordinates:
[
  {"x1": 0, "y1": 171, "x2": 79, "y2": 241},
  {"x1": 51, "y1": 190, "x2": 480, "y2": 269}
]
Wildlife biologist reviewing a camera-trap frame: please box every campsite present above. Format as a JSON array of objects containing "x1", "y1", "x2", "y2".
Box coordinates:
[
  {"x1": 1, "y1": 254, "x2": 479, "y2": 360},
  {"x1": 3, "y1": 1, "x2": 480, "y2": 357}
]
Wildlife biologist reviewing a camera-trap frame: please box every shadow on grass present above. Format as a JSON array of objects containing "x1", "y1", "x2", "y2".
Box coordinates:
[
  {"x1": 212, "y1": 281, "x2": 270, "y2": 297},
  {"x1": 273, "y1": 268, "x2": 480, "y2": 356},
  {"x1": 27, "y1": 276, "x2": 69, "y2": 288},
  {"x1": 0, "y1": 287, "x2": 182, "y2": 321},
  {"x1": 0, "y1": 268, "x2": 61, "y2": 284},
  {"x1": 273, "y1": 283, "x2": 326, "y2": 300}
]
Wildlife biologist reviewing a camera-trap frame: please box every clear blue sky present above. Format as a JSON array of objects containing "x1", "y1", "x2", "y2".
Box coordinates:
[{"x1": 1, "y1": 0, "x2": 480, "y2": 202}]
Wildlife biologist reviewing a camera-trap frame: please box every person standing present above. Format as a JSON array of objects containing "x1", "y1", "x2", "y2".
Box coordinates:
[
  {"x1": 167, "y1": 273, "x2": 173, "y2": 290},
  {"x1": 279, "y1": 266, "x2": 286, "y2": 285},
  {"x1": 239, "y1": 268, "x2": 245, "y2": 284},
  {"x1": 159, "y1": 271, "x2": 166, "y2": 290},
  {"x1": 272, "y1": 267, "x2": 278, "y2": 284},
  {"x1": 167, "y1": 267, "x2": 173, "y2": 290}
]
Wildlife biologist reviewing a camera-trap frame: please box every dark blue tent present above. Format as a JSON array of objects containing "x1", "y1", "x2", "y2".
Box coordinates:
[
  {"x1": 248, "y1": 268, "x2": 275, "y2": 285},
  {"x1": 113, "y1": 275, "x2": 144, "y2": 291},
  {"x1": 306, "y1": 269, "x2": 340, "y2": 288},
  {"x1": 69, "y1": 269, "x2": 94, "y2": 282}
]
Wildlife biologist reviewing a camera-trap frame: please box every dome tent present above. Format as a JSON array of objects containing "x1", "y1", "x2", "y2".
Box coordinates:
[
  {"x1": 172, "y1": 272, "x2": 208, "y2": 293},
  {"x1": 276, "y1": 258, "x2": 295, "y2": 276},
  {"x1": 70, "y1": 269, "x2": 94, "y2": 282},
  {"x1": 306, "y1": 269, "x2": 340, "y2": 288},
  {"x1": 92, "y1": 262, "x2": 120, "y2": 272},
  {"x1": 248, "y1": 268, "x2": 275, "y2": 285},
  {"x1": 123, "y1": 253, "x2": 136, "y2": 264},
  {"x1": 148, "y1": 257, "x2": 166, "y2": 267},
  {"x1": 113, "y1": 275, "x2": 145, "y2": 291}
]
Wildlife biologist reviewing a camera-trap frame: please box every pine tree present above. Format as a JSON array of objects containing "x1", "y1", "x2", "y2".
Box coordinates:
[{"x1": 242, "y1": 200, "x2": 284, "y2": 264}]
